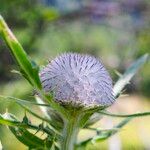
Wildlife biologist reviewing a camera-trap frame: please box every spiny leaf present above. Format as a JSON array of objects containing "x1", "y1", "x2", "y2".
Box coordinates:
[
  {"x1": 17, "y1": 103, "x2": 61, "y2": 137},
  {"x1": 4, "y1": 113, "x2": 49, "y2": 149},
  {"x1": 113, "y1": 54, "x2": 149, "y2": 98},
  {"x1": 0, "y1": 113, "x2": 58, "y2": 149},
  {"x1": 0, "y1": 112, "x2": 52, "y2": 135},
  {"x1": 22, "y1": 113, "x2": 31, "y2": 124},
  {"x1": 0, "y1": 95, "x2": 63, "y2": 132},
  {"x1": 91, "y1": 117, "x2": 132, "y2": 143},
  {"x1": 0, "y1": 15, "x2": 41, "y2": 89},
  {"x1": 78, "y1": 117, "x2": 131, "y2": 146}
]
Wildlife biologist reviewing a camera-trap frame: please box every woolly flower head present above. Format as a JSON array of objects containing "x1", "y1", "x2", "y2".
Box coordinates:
[{"x1": 40, "y1": 53, "x2": 114, "y2": 108}]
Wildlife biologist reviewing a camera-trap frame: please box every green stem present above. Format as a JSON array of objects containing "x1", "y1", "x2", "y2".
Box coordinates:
[{"x1": 62, "y1": 113, "x2": 80, "y2": 150}]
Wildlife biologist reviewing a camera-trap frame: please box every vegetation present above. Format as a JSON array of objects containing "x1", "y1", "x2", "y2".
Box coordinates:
[{"x1": 0, "y1": 1, "x2": 150, "y2": 149}]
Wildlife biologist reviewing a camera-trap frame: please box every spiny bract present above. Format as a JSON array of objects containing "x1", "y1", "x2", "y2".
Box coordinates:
[{"x1": 40, "y1": 53, "x2": 114, "y2": 108}]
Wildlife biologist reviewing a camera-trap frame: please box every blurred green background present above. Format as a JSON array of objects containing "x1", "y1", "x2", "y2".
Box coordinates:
[{"x1": 0, "y1": 0, "x2": 150, "y2": 149}]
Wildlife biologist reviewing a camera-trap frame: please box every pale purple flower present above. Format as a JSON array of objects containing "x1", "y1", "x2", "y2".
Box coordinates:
[{"x1": 39, "y1": 53, "x2": 114, "y2": 108}]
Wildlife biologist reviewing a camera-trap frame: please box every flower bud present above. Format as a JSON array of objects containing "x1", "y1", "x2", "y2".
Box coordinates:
[{"x1": 40, "y1": 53, "x2": 114, "y2": 108}]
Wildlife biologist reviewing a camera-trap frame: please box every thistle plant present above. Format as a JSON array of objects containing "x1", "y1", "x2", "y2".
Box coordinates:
[
  {"x1": 0, "y1": 15, "x2": 150, "y2": 150},
  {"x1": 40, "y1": 53, "x2": 114, "y2": 107}
]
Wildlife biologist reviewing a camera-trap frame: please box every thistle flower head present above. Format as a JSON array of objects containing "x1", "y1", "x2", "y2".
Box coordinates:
[{"x1": 40, "y1": 53, "x2": 114, "y2": 108}]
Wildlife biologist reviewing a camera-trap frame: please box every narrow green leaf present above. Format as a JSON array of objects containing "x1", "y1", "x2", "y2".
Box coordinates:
[
  {"x1": 17, "y1": 102, "x2": 51, "y2": 124},
  {"x1": 35, "y1": 95, "x2": 63, "y2": 130},
  {"x1": 42, "y1": 94, "x2": 68, "y2": 118},
  {"x1": 0, "y1": 95, "x2": 63, "y2": 132},
  {"x1": 0, "y1": 112, "x2": 59, "y2": 149},
  {"x1": 34, "y1": 95, "x2": 51, "y2": 119},
  {"x1": 0, "y1": 112, "x2": 52, "y2": 135},
  {"x1": 9, "y1": 127, "x2": 45, "y2": 149},
  {"x1": 0, "y1": 113, "x2": 20, "y2": 126},
  {"x1": 114, "y1": 70, "x2": 122, "y2": 78},
  {"x1": 91, "y1": 117, "x2": 132, "y2": 143},
  {"x1": 84, "y1": 114, "x2": 102, "y2": 128},
  {"x1": 77, "y1": 117, "x2": 132, "y2": 146},
  {"x1": 113, "y1": 54, "x2": 149, "y2": 98},
  {"x1": 99, "y1": 110, "x2": 150, "y2": 118},
  {"x1": 19, "y1": 104, "x2": 60, "y2": 136},
  {"x1": 0, "y1": 95, "x2": 50, "y2": 107},
  {"x1": 0, "y1": 15, "x2": 67, "y2": 119},
  {"x1": 7, "y1": 113, "x2": 51, "y2": 149},
  {"x1": 0, "y1": 15, "x2": 41, "y2": 89},
  {"x1": 11, "y1": 69, "x2": 22, "y2": 75},
  {"x1": 17, "y1": 103, "x2": 61, "y2": 137},
  {"x1": 86, "y1": 127, "x2": 120, "y2": 132}
]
